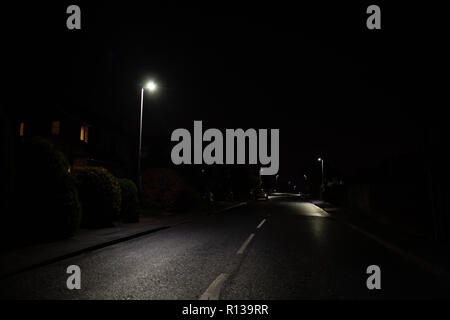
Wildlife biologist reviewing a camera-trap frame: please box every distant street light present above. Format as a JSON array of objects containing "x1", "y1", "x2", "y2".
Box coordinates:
[
  {"x1": 138, "y1": 81, "x2": 158, "y2": 196},
  {"x1": 318, "y1": 157, "x2": 324, "y2": 199},
  {"x1": 317, "y1": 158, "x2": 324, "y2": 185}
]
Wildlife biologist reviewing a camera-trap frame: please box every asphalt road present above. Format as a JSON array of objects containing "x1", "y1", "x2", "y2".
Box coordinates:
[{"x1": 1, "y1": 195, "x2": 449, "y2": 299}]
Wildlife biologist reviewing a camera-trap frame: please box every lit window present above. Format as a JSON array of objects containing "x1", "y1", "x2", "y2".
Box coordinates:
[
  {"x1": 84, "y1": 126, "x2": 89, "y2": 143},
  {"x1": 80, "y1": 124, "x2": 89, "y2": 143},
  {"x1": 51, "y1": 121, "x2": 61, "y2": 135},
  {"x1": 19, "y1": 122, "x2": 24, "y2": 136}
]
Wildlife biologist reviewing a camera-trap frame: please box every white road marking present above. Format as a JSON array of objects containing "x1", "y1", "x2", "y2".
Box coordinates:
[
  {"x1": 237, "y1": 233, "x2": 255, "y2": 254},
  {"x1": 257, "y1": 219, "x2": 266, "y2": 229},
  {"x1": 199, "y1": 273, "x2": 229, "y2": 300}
]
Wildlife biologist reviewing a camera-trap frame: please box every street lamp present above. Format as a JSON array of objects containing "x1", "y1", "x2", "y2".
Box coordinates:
[
  {"x1": 145, "y1": 81, "x2": 157, "y2": 92},
  {"x1": 138, "y1": 81, "x2": 157, "y2": 196},
  {"x1": 318, "y1": 157, "x2": 324, "y2": 199}
]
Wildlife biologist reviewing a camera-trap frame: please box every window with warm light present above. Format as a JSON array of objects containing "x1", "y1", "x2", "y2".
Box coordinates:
[
  {"x1": 85, "y1": 125, "x2": 89, "y2": 143},
  {"x1": 19, "y1": 122, "x2": 24, "y2": 136},
  {"x1": 51, "y1": 121, "x2": 61, "y2": 135},
  {"x1": 80, "y1": 124, "x2": 89, "y2": 143}
]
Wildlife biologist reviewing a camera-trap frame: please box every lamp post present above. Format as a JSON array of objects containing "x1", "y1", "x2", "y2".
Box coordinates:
[
  {"x1": 318, "y1": 157, "x2": 324, "y2": 199},
  {"x1": 138, "y1": 81, "x2": 157, "y2": 196}
]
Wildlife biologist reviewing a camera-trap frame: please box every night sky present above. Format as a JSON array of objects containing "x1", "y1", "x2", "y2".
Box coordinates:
[{"x1": 8, "y1": 1, "x2": 446, "y2": 183}]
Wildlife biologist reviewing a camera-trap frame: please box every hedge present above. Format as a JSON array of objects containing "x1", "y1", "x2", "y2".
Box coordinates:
[
  {"x1": 141, "y1": 168, "x2": 184, "y2": 211},
  {"x1": 14, "y1": 137, "x2": 81, "y2": 240},
  {"x1": 73, "y1": 166, "x2": 121, "y2": 228},
  {"x1": 141, "y1": 168, "x2": 201, "y2": 212},
  {"x1": 118, "y1": 178, "x2": 139, "y2": 223}
]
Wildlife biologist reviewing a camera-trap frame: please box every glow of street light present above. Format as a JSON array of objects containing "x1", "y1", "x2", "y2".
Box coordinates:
[
  {"x1": 145, "y1": 81, "x2": 157, "y2": 92},
  {"x1": 318, "y1": 157, "x2": 322, "y2": 162}
]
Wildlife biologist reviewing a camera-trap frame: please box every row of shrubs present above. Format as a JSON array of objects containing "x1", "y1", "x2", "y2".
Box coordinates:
[
  {"x1": 74, "y1": 167, "x2": 140, "y2": 228},
  {"x1": 13, "y1": 137, "x2": 139, "y2": 241},
  {"x1": 141, "y1": 168, "x2": 201, "y2": 212}
]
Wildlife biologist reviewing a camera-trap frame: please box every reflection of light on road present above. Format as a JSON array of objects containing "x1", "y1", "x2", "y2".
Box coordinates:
[
  {"x1": 310, "y1": 218, "x2": 326, "y2": 243},
  {"x1": 268, "y1": 193, "x2": 301, "y2": 200},
  {"x1": 286, "y1": 202, "x2": 329, "y2": 217}
]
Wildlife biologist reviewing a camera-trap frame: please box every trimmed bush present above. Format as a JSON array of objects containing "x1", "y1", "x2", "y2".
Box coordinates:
[
  {"x1": 141, "y1": 168, "x2": 184, "y2": 211},
  {"x1": 14, "y1": 137, "x2": 81, "y2": 241},
  {"x1": 141, "y1": 168, "x2": 201, "y2": 212},
  {"x1": 73, "y1": 166, "x2": 121, "y2": 228},
  {"x1": 118, "y1": 178, "x2": 139, "y2": 223}
]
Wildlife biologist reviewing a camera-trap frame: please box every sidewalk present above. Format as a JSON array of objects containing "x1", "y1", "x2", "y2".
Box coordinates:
[
  {"x1": 311, "y1": 199, "x2": 450, "y2": 282},
  {"x1": 0, "y1": 201, "x2": 247, "y2": 279}
]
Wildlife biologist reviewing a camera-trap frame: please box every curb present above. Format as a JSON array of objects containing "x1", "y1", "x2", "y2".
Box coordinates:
[
  {"x1": 0, "y1": 225, "x2": 170, "y2": 280},
  {"x1": 0, "y1": 202, "x2": 248, "y2": 280},
  {"x1": 315, "y1": 203, "x2": 450, "y2": 284}
]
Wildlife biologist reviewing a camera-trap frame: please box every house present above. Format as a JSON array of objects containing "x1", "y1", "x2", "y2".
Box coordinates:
[
  {"x1": 13, "y1": 106, "x2": 93, "y2": 169},
  {"x1": 4, "y1": 105, "x2": 137, "y2": 179}
]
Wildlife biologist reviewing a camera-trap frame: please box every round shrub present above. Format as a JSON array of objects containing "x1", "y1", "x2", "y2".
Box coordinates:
[
  {"x1": 141, "y1": 168, "x2": 185, "y2": 211},
  {"x1": 14, "y1": 137, "x2": 81, "y2": 241},
  {"x1": 73, "y1": 166, "x2": 121, "y2": 228},
  {"x1": 118, "y1": 178, "x2": 139, "y2": 223}
]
